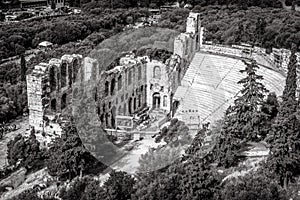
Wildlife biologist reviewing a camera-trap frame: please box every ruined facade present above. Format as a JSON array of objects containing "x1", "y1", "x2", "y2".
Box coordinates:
[
  {"x1": 27, "y1": 12, "x2": 203, "y2": 132},
  {"x1": 174, "y1": 12, "x2": 203, "y2": 62},
  {"x1": 95, "y1": 55, "x2": 148, "y2": 129},
  {"x1": 27, "y1": 54, "x2": 82, "y2": 131}
]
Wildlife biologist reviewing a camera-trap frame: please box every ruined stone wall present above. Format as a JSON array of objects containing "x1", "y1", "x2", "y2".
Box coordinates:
[
  {"x1": 27, "y1": 54, "x2": 82, "y2": 131},
  {"x1": 173, "y1": 12, "x2": 202, "y2": 62},
  {"x1": 96, "y1": 56, "x2": 147, "y2": 129},
  {"x1": 28, "y1": 12, "x2": 201, "y2": 132},
  {"x1": 27, "y1": 65, "x2": 48, "y2": 130}
]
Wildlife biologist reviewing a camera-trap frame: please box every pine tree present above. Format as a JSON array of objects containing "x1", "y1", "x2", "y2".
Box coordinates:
[
  {"x1": 213, "y1": 60, "x2": 269, "y2": 167},
  {"x1": 230, "y1": 60, "x2": 269, "y2": 140},
  {"x1": 267, "y1": 46, "x2": 300, "y2": 189}
]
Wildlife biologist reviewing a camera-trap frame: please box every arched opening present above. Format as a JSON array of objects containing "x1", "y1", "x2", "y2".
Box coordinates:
[
  {"x1": 111, "y1": 107, "x2": 116, "y2": 129},
  {"x1": 138, "y1": 94, "x2": 141, "y2": 107},
  {"x1": 118, "y1": 105, "x2": 122, "y2": 115},
  {"x1": 49, "y1": 66, "x2": 57, "y2": 93},
  {"x1": 61, "y1": 63, "x2": 67, "y2": 88},
  {"x1": 123, "y1": 103, "x2": 127, "y2": 115},
  {"x1": 68, "y1": 64, "x2": 73, "y2": 87},
  {"x1": 118, "y1": 75, "x2": 122, "y2": 90},
  {"x1": 196, "y1": 34, "x2": 199, "y2": 50},
  {"x1": 138, "y1": 65, "x2": 142, "y2": 80},
  {"x1": 128, "y1": 70, "x2": 132, "y2": 85},
  {"x1": 94, "y1": 87, "x2": 98, "y2": 101},
  {"x1": 172, "y1": 100, "x2": 180, "y2": 117},
  {"x1": 103, "y1": 103, "x2": 106, "y2": 113},
  {"x1": 153, "y1": 66, "x2": 161, "y2": 79},
  {"x1": 178, "y1": 68, "x2": 181, "y2": 85},
  {"x1": 133, "y1": 98, "x2": 136, "y2": 111},
  {"x1": 128, "y1": 97, "x2": 132, "y2": 115},
  {"x1": 61, "y1": 93, "x2": 67, "y2": 110},
  {"x1": 51, "y1": 99, "x2": 56, "y2": 112},
  {"x1": 152, "y1": 92, "x2": 161, "y2": 109},
  {"x1": 163, "y1": 95, "x2": 168, "y2": 107},
  {"x1": 73, "y1": 59, "x2": 79, "y2": 82},
  {"x1": 105, "y1": 81, "x2": 109, "y2": 96},
  {"x1": 105, "y1": 113, "x2": 109, "y2": 127},
  {"x1": 111, "y1": 78, "x2": 115, "y2": 95},
  {"x1": 100, "y1": 114, "x2": 104, "y2": 123}
]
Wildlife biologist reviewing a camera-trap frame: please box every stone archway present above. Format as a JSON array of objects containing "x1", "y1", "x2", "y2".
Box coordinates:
[
  {"x1": 152, "y1": 92, "x2": 161, "y2": 109},
  {"x1": 128, "y1": 97, "x2": 132, "y2": 115},
  {"x1": 111, "y1": 106, "x2": 116, "y2": 128},
  {"x1": 73, "y1": 59, "x2": 79, "y2": 82},
  {"x1": 61, "y1": 63, "x2": 67, "y2": 88},
  {"x1": 51, "y1": 99, "x2": 57, "y2": 112},
  {"x1": 49, "y1": 66, "x2": 57, "y2": 93},
  {"x1": 61, "y1": 93, "x2": 67, "y2": 110},
  {"x1": 68, "y1": 64, "x2": 73, "y2": 87}
]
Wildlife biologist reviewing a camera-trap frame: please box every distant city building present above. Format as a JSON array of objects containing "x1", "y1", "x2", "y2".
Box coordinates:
[{"x1": 38, "y1": 41, "x2": 53, "y2": 49}]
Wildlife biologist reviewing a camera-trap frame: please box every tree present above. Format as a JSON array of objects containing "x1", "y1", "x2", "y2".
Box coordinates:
[
  {"x1": 283, "y1": 46, "x2": 297, "y2": 102},
  {"x1": 137, "y1": 146, "x2": 182, "y2": 173},
  {"x1": 59, "y1": 176, "x2": 106, "y2": 200},
  {"x1": 7, "y1": 132, "x2": 46, "y2": 170},
  {"x1": 20, "y1": 54, "x2": 27, "y2": 82},
  {"x1": 218, "y1": 171, "x2": 288, "y2": 200},
  {"x1": 179, "y1": 161, "x2": 221, "y2": 200},
  {"x1": 267, "y1": 46, "x2": 300, "y2": 189},
  {"x1": 212, "y1": 60, "x2": 269, "y2": 167},
  {"x1": 260, "y1": 92, "x2": 279, "y2": 138},
  {"x1": 155, "y1": 118, "x2": 192, "y2": 146},
  {"x1": 103, "y1": 170, "x2": 136, "y2": 200},
  {"x1": 261, "y1": 92, "x2": 279, "y2": 120},
  {"x1": 255, "y1": 17, "x2": 267, "y2": 45},
  {"x1": 46, "y1": 123, "x2": 104, "y2": 180},
  {"x1": 231, "y1": 60, "x2": 269, "y2": 140}
]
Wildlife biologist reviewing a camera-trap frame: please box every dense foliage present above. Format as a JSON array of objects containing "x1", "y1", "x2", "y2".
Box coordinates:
[
  {"x1": 155, "y1": 118, "x2": 191, "y2": 146},
  {"x1": 46, "y1": 122, "x2": 106, "y2": 180},
  {"x1": 7, "y1": 132, "x2": 46, "y2": 170},
  {"x1": 218, "y1": 171, "x2": 288, "y2": 200},
  {"x1": 212, "y1": 60, "x2": 269, "y2": 168},
  {"x1": 158, "y1": 6, "x2": 300, "y2": 50},
  {"x1": 267, "y1": 47, "x2": 300, "y2": 189}
]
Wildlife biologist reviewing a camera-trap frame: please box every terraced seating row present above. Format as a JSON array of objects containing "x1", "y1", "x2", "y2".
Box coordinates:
[{"x1": 175, "y1": 52, "x2": 285, "y2": 126}]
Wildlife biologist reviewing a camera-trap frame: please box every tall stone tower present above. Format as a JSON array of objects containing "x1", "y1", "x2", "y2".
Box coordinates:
[
  {"x1": 173, "y1": 12, "x2": 202, "y2": 61},
  {"x1": 27, "y1": 64, "x2": 50, "y2": 131},
  {"x1": 186, "y1": 12, "x2": 201, "y2": 51}
]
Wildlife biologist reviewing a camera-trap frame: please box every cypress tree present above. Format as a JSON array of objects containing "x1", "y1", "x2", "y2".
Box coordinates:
[
  {"x1": 267, "y1": 45, "x2": 300, "y2": 189},
  {"x1": 20, "y1": 54, "x2": 27, "y2": 82}
]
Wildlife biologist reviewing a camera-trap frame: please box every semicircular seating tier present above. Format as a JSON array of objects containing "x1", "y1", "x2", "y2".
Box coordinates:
[{"x1": 174, "y1": 52, "x2": 285, "y2": 127}]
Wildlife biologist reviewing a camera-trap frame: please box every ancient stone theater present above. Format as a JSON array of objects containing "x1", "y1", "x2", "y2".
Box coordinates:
[{"x1": 27, "y1": 12, "x2": 203, "y2": 133}]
